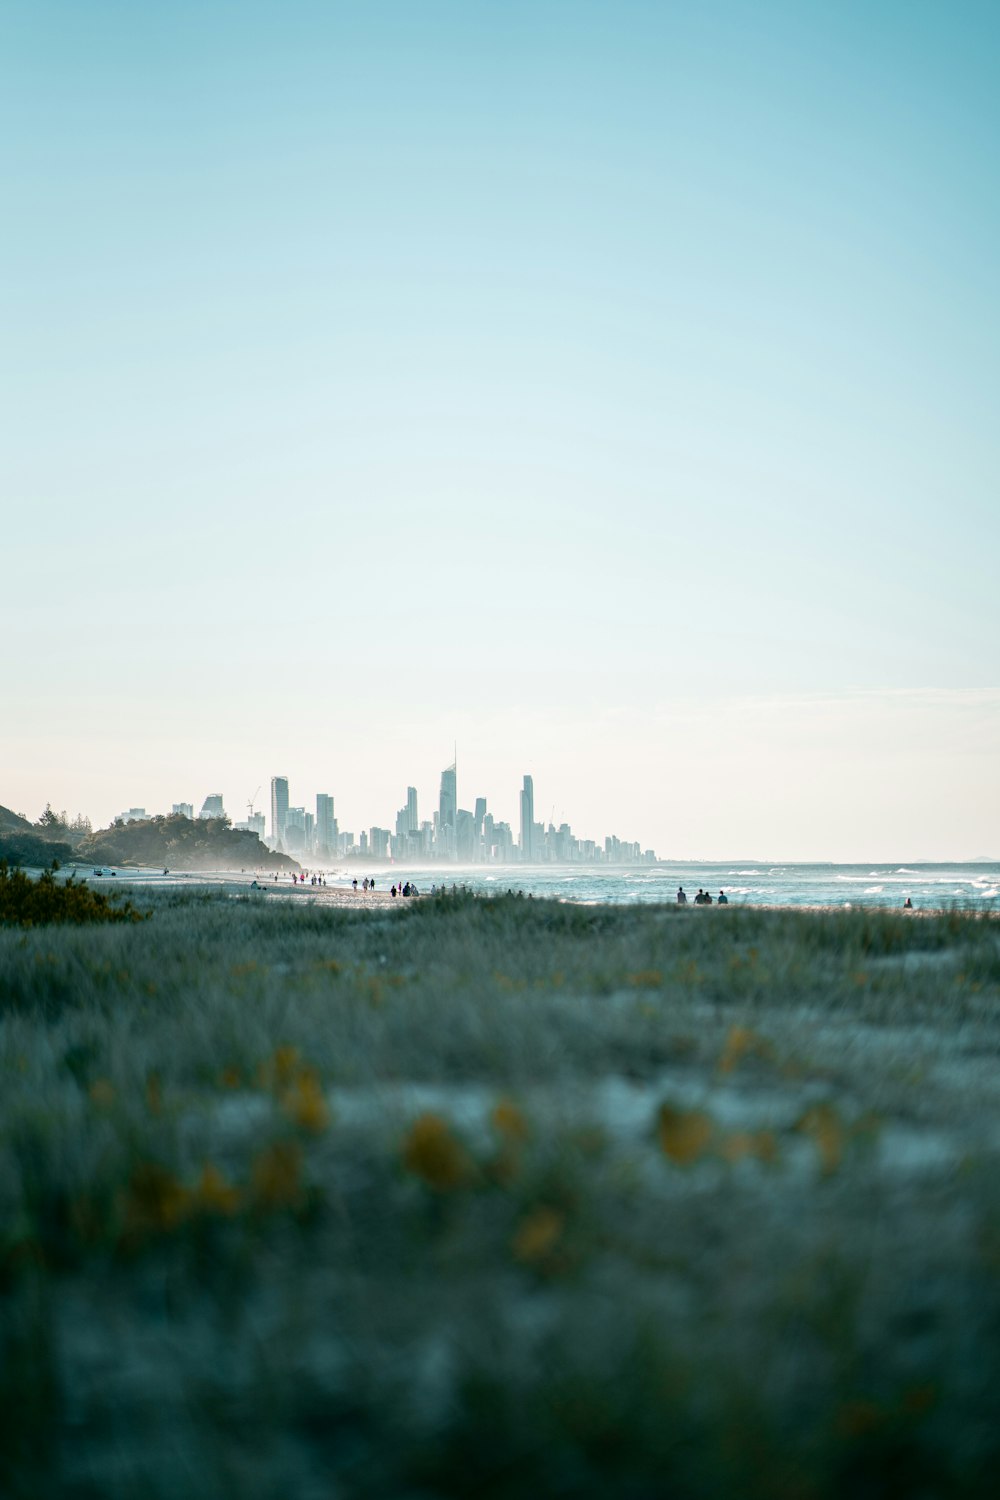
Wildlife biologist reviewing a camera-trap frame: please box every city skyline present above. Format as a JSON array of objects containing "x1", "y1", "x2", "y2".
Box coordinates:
[{"x1": 104, "y1": 758, "x2": 656, "y2": 866}]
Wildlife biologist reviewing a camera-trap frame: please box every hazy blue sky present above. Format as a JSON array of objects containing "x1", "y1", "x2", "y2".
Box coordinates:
[{"x1": 3, "y1": 1, "x2": 998, "y2": 858}]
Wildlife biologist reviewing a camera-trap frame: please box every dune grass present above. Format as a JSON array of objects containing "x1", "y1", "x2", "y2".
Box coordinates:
[{"x1": 2, "y1": 886, "x2": 999, "y2": 1497}]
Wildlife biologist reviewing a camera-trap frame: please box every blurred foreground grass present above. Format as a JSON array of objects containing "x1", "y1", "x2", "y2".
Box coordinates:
[{"x1": 2, "y1": 886, "x2": 1000, "y2": 1497}]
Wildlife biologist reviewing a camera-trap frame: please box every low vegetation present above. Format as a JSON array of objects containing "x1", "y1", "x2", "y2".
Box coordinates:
[
  {"x1": 0, "y1": 833, "x2": 74, "y2": 867},
  {"x1": 1, "y1": 889, "x2": 998, "y2": 1496},
  {"x1": 0, "y1": 862, "x2": 148, "y2": 930}
]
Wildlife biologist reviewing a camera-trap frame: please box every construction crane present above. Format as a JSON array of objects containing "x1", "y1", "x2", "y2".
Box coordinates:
[{"x1": 247, "y1": 786, "x2": 261, "y2": 819}]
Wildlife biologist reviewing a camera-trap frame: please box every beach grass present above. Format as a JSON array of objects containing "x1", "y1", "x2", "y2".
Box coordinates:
[{"x1": 2, "y1": 886, "x2": 999, "y2": 1496}]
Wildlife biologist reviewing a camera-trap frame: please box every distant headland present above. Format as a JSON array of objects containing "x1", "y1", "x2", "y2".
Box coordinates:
[{"x1": 0, "y1": 805, "x2": 300, "y2": 874}]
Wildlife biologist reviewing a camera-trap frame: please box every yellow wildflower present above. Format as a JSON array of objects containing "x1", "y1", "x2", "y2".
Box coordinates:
[
  {"x1": 491, "y1": 1098, "x2": 529, "y2": 1142},
  {"x1": 195, "y1": 1163, "x2": 240, "y2": 1217},
  {"x1": 718, "y1": 1024, "x2": 774, "y2": 1074},
  {"x1": 282, "y1": 1069, "x2": 330, "y2": 1133},
  {"x1": 657, "y1": 1103, "x2": 713, "y2": 1165},
  {"x1": 402, "y1": 1113, "x2": 473, "y2": 1190},
  {"x1": 795, "y1": 1103, "x2": 843, "y2": 1175},
  {"x1": 251, "y1": 1141, "x2": 303, "y2": 1209},
  {"x1": 512, "y1": 1206, "x2": 564, "y2": 1264}
]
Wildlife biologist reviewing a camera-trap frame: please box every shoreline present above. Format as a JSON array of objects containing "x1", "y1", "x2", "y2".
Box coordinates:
[{"x1": 15, "y1": 861, "x2": 1000, "y2": 916}]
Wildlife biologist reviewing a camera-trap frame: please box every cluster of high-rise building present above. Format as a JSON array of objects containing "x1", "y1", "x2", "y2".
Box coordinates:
[{"x1": 264, "y1": 763, "x2": 656, "y2": 865}]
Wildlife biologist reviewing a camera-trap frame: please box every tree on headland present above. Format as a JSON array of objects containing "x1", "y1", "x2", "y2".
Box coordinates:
[
  {"x1": 0, "y1": 804, "x2": 75, "y2": 865},
  {"x1": 77, "y1": 812, "x2": 300, "y2": 872},
  {"x1": 37, "y1": 803, "x2": 69, "y2": 834}
]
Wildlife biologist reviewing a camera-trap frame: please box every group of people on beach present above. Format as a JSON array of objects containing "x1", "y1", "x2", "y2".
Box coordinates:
[
  {"x1": 349, "y1": 876, "x2": 419, "y2": 897},
  {"x1": 676, "y1": 887, "x2": 728, "y2": 905}
]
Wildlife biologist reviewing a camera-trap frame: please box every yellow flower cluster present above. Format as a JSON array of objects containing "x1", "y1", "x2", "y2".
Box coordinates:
[
  {"x1": 401, "y1": 1114, "x2": 474, "y2": 1190},
  {"x1": 249, "y1": 1047, "x2": 331, "y2": 1133},
  {"x1": 121, "y1": 1141, "x2": 304, "y2": 1242}
]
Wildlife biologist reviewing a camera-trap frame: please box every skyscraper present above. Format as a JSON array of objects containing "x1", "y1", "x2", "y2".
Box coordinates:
[
  {"x1": 406, "y1": 786, "x2": 418, "y2": 834},
  {"x1": 199, "y1": 793, "x2": 225, "y2": 820},
  {"x1": 439, "y1": 762, "x2": 456, "y2": 833},
  {"x1": 316, "y1": 793, "x2": 336, "y2": 856},
  {"x1": 270, "y1": 776, "x2": 289, "y2": 847},
  {"x1": 520, "y1": 775, "x2": 534, "y2": 861}
]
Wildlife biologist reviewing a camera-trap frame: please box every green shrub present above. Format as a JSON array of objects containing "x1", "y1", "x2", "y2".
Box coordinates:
[
  {"x1": 0, "y1": 834, "x2": 73, "y2": 867},
  {"x1": 0, "y1": 863, "x2": 148, "y2": 928}
]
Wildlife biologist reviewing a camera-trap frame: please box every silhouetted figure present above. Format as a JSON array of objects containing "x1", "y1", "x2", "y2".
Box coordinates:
[
  {"x1": 677, "y1": 886, "x2": 687, "y2": 904},
  {"x1": 903, "y1": 896, "x2": 913, "y2": 909},
  {"x1": 718, "y1": 890, "x2": 728, "y2": 904}
]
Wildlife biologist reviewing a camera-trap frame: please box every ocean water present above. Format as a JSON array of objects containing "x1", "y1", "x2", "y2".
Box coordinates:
[
  {"x1": 388, "y1": 862, "x2": 1000, "y2": 910},
  {"x1": 74, "y1": 861, "x2": 1000, "y2": 911}
]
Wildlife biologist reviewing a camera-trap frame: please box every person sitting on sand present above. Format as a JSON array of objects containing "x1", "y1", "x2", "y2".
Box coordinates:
[{"x1": 718, "y1": 890, "x2": 728, "y2": 904}]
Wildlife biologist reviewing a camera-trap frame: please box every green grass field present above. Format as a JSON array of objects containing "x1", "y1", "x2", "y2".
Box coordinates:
[{"x1": 2, "y1": 886, "x2": 999, "y2": 1497}]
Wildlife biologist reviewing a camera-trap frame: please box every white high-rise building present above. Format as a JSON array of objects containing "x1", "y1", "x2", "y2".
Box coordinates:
[
  {"x1": 439, "y1": 763, "x2": 456, "y2": 833},
  {"x1": 519, "y1": 775, "x2": 534, "y2": 861},
  {"x1": 270, "y1": 776, "x2": 289, "y2": 847},
  {"x1": 316, "y1": 793, "x2": 337, "y2": 856}
]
